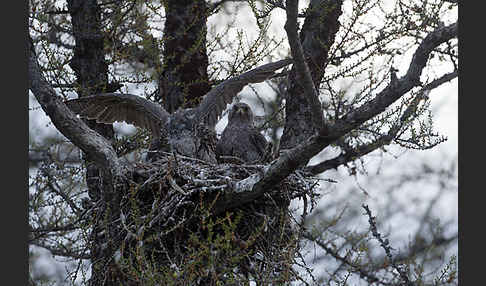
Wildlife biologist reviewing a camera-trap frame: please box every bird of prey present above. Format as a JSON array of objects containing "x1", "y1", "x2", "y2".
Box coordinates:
[
  {"x1": 216, "y1": 103, "x2": 268, "y2": 164},
  {"x1": 65, "y1": 59, "x2": 292, "y2": 163}
]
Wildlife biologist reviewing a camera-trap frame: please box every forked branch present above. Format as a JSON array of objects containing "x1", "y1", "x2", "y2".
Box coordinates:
[
  {"x1": 28, "y1": 37, "x2": 122, "y2": 178},
  {"x1": 218, "y1": 22, "x2": 457, "y2": 212}
]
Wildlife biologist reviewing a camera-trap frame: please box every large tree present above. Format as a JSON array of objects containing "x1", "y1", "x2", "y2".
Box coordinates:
[{"x1": 29, "y1": 0, "x2": 458, "y2": 285}]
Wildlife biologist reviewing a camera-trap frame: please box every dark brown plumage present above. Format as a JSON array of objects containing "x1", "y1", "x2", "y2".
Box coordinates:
[
  {"x1": 64, "y1": 59, "x2": 291, "y2": 163},
  {"x1": 216, "y1": 103, "x2": 268, "y2": 163}
]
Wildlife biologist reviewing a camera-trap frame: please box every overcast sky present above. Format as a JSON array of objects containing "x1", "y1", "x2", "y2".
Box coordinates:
[{"x1": 29, "y1": 2, "x2": 457, "y2": 283}]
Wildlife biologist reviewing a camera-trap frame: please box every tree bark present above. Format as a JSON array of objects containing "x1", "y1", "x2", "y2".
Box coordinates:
[
  {"x1": 214, "y1": 22, "x2": 457, "y2": 214},
  {"x1": 67, "y1": 1, "x2": 123, "y2": 284},
  {"x1": 280, "y1": 0, "x2": 343, "y2": 149},
  {"x1": 28, "y1": 38, "x2": 119, "y2": 173},
  {"x1": 67, "y1": 0, "x2": 115, "y2": 141},
  {"x1": 158, "y1": 0, "x2": 211, "y2": 113}
]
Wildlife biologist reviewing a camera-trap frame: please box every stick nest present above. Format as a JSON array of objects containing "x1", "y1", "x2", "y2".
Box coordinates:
[{"x1": 118, "y1": 152, "x2": 320, "y2": 278}]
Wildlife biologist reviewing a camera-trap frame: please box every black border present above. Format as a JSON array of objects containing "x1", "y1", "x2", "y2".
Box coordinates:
[
  {"x1": 458, "y1": 1, "x2": 468, "y2": 285},
  {"x1": 4, "y1": 0, "x2": 28, "y2": 284}
]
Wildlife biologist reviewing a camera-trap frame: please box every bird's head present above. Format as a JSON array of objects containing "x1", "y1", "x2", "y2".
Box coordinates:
[{"x1": 228, "y1": 102, "x2": 254, "y2": 126}]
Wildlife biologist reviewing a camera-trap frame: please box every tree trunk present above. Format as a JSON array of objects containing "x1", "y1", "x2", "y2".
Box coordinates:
[
  {"x1": 158, "y1": 0, "x2": 211, "y2": 113},
  {"x1": 67, "y1": 1, "x2": 121, "y2": 284},
  {"x1": 280, "y1": 0, "x2": 343, "y2": 149}
]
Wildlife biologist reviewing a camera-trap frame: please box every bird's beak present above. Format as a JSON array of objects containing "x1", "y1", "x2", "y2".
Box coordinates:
[{"x1": 236, "y1": 107, "x2": 243, "y2": 114}]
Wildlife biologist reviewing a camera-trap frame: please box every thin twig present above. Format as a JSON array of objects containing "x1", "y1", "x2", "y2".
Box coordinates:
[{"x1": 362, "y1": 204, "x2": 413, "y2": 285}]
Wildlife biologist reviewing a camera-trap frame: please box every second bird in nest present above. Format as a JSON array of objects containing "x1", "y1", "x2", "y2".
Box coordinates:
[{"x1": 216, "y1": 102, "x2": 269, "y2": 164}]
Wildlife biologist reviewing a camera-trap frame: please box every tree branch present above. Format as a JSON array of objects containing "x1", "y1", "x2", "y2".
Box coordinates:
[
  {"x1": 41, "y1": 166, "x2": 83, "y2": 215},
  {"x1": 306, "y1": 69, "x2": 457, "y2": 174},
  {"x1": 30, "y1": 241, "x2": 91, "y2": 260},
  {"x1": 28, "y1": 37, "x2": 121, "y2": 177},
  {"x1": 422, "y1": 70, "x2": 458, "y2": 90},
  {"x1": 284, "y1": 0, "x2": 324, "y2": 131},
  {"x1": 29, "y1": 148, "x2": 83, "y2": 166},
  {"x1": 215, "y1": 22, "x2": 457, "y2": 213},
  {"x1": 362, "y1": 204, "x2": 413, "y2": 285},
  {"x1": 329, "y1": 22, "x2": 457, "y2": 137},
  {"x1": 303, "y1": 231, "x2": 386, "y2": 285},
  {"x1": 280, "y1": 0, "x2": 343, "y2": 149}
]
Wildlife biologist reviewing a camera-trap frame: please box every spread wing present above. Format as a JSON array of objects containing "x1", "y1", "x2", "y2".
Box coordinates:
[
  {"x1": 65, "y1": 93, "x2": 170, "y2": 137},
  {"x1": 195, "y1": 58, "x2": 292, "y2": 129}
]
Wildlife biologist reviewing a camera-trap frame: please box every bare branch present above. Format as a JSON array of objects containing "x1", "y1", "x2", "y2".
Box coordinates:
[
  {"x1": 305, "y1": 70, "x2": 457, "y2": 174},
  {"x1": 215, "y1": 22, "x2": 457, "y2": 212},
  {"x1": 284, "y1": 0, "x2": 325, "y2": 131},
  {"x1": 303, "y1": 232, "x2": 386, "y2": 285},
  {"x1": 28, "y1": 37, "x2": 121, "y2": 176},
  {"x1": 330, "y1": 22, "x2": 457, "y2": 136},
  {"x1": 29, "y1": 150, "x2": 83, "y2": 165},
  {"x1": 362, "y1": 204, "x2": 412, "y2": 285},
  {"x1": 393, "y1": 234, "x2": 458, "y2": 265},
  {"x1": 30, "y1": 241, "x2": 91, "y2": 260},
  {"x1": 280, "y1": 0, "x2": 343, "y2": 149},
  {"x1": 422, "y1": 70, "x2": 458, "y2": 91},
  {"x1": 30, "y1": 224, "x2": 80, "y2": 236}
]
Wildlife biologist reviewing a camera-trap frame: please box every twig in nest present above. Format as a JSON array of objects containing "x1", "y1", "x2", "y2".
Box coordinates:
[
  {"x1": 168, "y1": 176, "x2": 187, "y2": 195},
  {"x1": 218, "y1": 155, "x2": 246, "y2": 164}
]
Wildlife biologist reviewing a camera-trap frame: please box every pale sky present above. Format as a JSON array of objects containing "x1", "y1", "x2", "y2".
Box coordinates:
[{"x1": 29, "y1": 1, "x2": 457, "y2": 283}]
